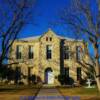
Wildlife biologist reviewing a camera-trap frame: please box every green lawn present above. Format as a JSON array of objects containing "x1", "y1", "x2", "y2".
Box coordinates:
[
  {"x1": 57, "y1": 86, "x2": 100, "y2": 100},
  {"x1": 0, "y1": 85, "x2": 100, "y2": 100},
  {"x1": 0, "y1": 84, "x2": 42, "y2": 100}
]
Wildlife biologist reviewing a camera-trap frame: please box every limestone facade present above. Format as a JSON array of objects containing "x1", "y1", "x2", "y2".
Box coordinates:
[{"x1": 9, "y1": 29, "x2": 88, "y2": 85}]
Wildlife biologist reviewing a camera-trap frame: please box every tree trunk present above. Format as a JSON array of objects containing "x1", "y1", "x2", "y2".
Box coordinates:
[
  {"x1": 95, "y1": 62, "x2": 100, "y2": 92},
  {"x1": 96, "y1": 77, "x2": 100, "y2": 92},
  {"x1": 94, "y1": 43, "x2": 100, "y2": 92}
]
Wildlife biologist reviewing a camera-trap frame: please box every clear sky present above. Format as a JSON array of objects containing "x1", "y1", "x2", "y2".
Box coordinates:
[
  {"x1": 18, "y1": 0, "x2": 97, "y2": 57},
  {"x1": 19, "y1": 0, "x2": 74, "y2": 38},
  {"x1": 0, "y1": 0, "x2": 97, "y2": 57}
]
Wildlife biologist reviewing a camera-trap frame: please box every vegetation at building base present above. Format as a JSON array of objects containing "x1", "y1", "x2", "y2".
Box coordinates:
[
  {"x1": 58, "y1": 74, "x2": 74, "y2": 85},
  {"x1": 0, "y1": 64, "x2": 38, "y2": 85}
]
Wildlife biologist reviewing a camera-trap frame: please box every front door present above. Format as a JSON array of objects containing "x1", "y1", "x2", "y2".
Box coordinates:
[
  {"x1": 47, "y1": 71, "x2": 54, "y2": 84},
  {"x1": 45, "y1": 68, "x2": 54, "y2": 84}
]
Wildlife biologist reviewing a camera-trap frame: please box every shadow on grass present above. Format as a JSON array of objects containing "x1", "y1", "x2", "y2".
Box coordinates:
[
  {"x1": 57, "y1": 86, "x2": 100, "y2": 96},
  {"x1": 0, "y1": 84, "x2": 42, "y2": 92}
]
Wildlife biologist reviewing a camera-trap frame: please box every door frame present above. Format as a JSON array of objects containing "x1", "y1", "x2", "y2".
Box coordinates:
[{"x1": 44, "y1": 67, "x2": 54, "y2": 84}]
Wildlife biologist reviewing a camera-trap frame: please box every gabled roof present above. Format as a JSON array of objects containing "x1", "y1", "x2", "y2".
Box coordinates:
[
  {"x1": 18, "y1": 29, "x2": 82, "y2": 41},
  {"x1": 57, "y1": 35, "x2": 82, "y2": 41},
  {"x1": 20, "y1": 35, "x2": 41, "y2": 41}
]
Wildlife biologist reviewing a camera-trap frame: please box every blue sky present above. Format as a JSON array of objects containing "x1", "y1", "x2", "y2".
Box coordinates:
[
  {"x1": 19, "y1": 0, "x2": 74, "y2": 38},
  {"x1": 0, "y1": 0, "x2": 98, "y2": 58},
  {"x1": 19, "y1": 0, "x2": 97, "y2": 57}
]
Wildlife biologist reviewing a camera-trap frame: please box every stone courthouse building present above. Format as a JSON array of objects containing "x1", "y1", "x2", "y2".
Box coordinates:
[{"x1": 9, "y1": 29, "x2": 88, "y2": 85}]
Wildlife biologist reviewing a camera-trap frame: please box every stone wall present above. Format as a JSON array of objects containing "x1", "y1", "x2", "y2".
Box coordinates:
[{"x1": 8, "y1": 29, "x2": 88, "y2": 85}]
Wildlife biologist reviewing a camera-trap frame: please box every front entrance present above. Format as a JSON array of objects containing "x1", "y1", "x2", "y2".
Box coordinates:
[{"x1": 45, "y1": 68, "x2": 54, "y2": 84}]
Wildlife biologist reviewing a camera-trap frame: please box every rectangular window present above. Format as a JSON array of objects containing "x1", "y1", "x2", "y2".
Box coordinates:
[
  {"x1": 46, "y1": 45, "x2": 52, "y2": 59},
  {"x1": 64, "y1": 46, "x2": 70, "y2": 59},
  {"x1": 76, "y1": 46, "x2": 81, "y2": 61},
  {"x1": 65, "y1": 67, "x2": 69, "y2": 77},
  {"x1": 46, "y1": 37, "x2": 48, "y2": 41},
  {"x1": 28, "y1": 46, "x2": 34, "y2": 59},
  {"x1": 16, "y1": 45, "x2": 22, "y2": 59},
  {"x1": 50, "y1": 37, "x2": 52, "y2": 41},
  {"x1": 77, "y1": 67, "x2": 81, "y2": 80}
]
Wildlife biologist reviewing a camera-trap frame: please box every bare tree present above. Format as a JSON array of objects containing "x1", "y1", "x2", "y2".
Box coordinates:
[
  {"x1": 0, "y1": 0, "x2": 36, "y2": 67},
  {"x1": 59, "y1": 0, "x2": 100, "y2": 91}
]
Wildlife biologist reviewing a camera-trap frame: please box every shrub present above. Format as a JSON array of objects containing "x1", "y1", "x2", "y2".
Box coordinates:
[{"x1": 58, "y1": 74, "x2": 74, "y2": 85}]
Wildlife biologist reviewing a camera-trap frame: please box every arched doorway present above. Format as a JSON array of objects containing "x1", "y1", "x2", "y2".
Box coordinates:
[{"x1": 45, "y1": 67, "x2": 54, "y2": 84}]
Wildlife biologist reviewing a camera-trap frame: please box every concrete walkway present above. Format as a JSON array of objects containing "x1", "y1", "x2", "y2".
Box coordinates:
[{"x1": 35, "y1": 86, "x2": 65, "y2": 100}]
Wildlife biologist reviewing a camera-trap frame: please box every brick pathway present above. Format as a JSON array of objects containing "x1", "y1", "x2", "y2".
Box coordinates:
[{"x1": 35, "y1": 86, "x2": 65, "y2": 100}]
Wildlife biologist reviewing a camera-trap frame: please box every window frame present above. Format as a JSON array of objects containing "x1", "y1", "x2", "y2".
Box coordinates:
[
  {"x1": 64, "y1": 46, "x2": 70, "y2": 60},
  {"x1": 28, "y1": 45, "x2": 34, "y2": 59},
  {"x1": 76, "y1": 46, "x2": 81, "y2": 61},
  {"x1": 46, "y1": 45, "x2": 52, "y2": 59},
  {"x1": 16, "y1": 45, "x2": 22, "y2": 59}
]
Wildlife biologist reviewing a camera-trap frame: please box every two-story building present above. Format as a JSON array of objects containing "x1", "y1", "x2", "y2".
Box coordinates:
[{"x1": 9, "y1": 29, "x2": 87, "y2": 85}]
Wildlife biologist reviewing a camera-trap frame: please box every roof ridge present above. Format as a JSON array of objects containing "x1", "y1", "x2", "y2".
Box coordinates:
[
  {"x1": 19, "y1": 35, "x2": 41, "y2": 40},
  {"x1": 56, "y1": 34, "x2": 82, "y2": 41},
  {"x1": 16, "y1": 28, "x2": 82, "y2": 41}
]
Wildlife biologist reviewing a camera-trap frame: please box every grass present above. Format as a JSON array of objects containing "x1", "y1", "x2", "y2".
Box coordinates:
[
  {"x1": 0, "y1": 84, "x2": 42, "y2": 100},
  {"x1": 57, "y1": 86, "x2": 100, "y2": 100},
  {"x1": 1, "y1": 85, "x2": 100, "y2": 100}
]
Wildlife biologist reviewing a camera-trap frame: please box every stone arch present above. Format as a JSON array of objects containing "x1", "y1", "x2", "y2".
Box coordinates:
[{"x1": 44, "y1": 67, "x2": 54, "y2": 84}]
